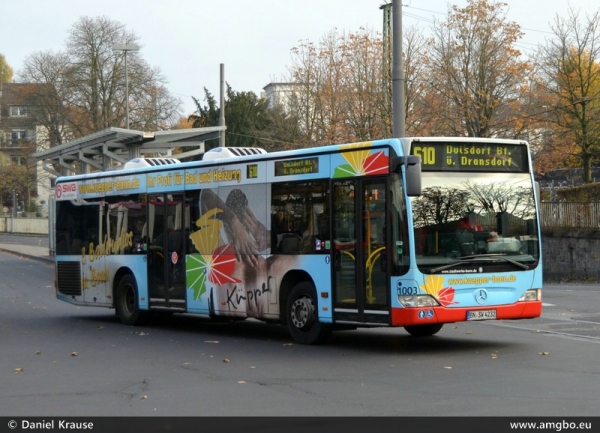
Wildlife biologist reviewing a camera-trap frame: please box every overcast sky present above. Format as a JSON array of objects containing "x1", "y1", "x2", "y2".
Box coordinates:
[{"x1": 2, "y1": 0, "x2": 598, "y2": 116}]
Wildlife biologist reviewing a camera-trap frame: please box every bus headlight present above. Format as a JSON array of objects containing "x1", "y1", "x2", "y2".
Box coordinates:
[
  {"x1": 518, "y1": 289, "x2": 541, "y2": 302},
  {"x1": 399, "y1": 295, "x2": 440, "y2": 308}
]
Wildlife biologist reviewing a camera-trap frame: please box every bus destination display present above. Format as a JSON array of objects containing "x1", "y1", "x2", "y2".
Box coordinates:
[
  {"x1": 275, "y1": 157, "x2": 319, "y2": 176},
  {"x1": 411, "y1": 142, "x2": 529, "y2": 172}
]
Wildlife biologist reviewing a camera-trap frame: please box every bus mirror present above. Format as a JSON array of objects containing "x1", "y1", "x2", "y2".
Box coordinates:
[
  {"x1": 391, "y1": 156, "x2": 405, "y2": 173},
  {"x1": 405, "y1": 155, "x2": 422, "y2": 197}
]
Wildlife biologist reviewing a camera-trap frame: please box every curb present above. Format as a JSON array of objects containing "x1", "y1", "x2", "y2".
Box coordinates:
[{"x1": 0, "y1": 248, "x2": 54, "y2": 265}]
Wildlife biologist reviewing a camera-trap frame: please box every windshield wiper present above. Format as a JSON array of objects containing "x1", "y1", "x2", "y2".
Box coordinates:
[
  {"x1": 429, "y1": 253, "x2": 529, "y2": 273},
  {"x1": 429, "y1": 259, "x2": 475, "y2": 273},
  {"x1": 466, "y1": 254, "x2": 530, "y2": 270}
]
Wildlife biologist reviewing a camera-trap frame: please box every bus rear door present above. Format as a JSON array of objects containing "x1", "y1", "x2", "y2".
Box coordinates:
[{"x1": 147, "y1": 193, "x2": 186, "y2": 310}]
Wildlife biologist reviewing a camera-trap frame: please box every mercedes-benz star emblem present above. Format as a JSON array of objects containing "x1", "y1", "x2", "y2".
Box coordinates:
[{"x1": 474, "y1": 289, "x2": 488, "y2": 304}]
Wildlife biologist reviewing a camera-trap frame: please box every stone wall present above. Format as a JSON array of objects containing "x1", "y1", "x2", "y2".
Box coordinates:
[
  {"x1": 0, "y1": 217, "x2": 50, "y2": 235},
  {"x1": 542, "y1": 229, "x2": 600, "y2": 280}
]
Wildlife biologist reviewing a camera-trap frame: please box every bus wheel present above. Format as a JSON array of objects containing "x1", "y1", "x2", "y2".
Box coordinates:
[
  {"x1": 286, "y1": 282, "x2": 332, "y2": 345},
  {"x1": 116, "y1": 274, "x2": 147, "y2": 326},
  {"x1": 404, "y1": 323, "x2": 443, "y2": 337}
]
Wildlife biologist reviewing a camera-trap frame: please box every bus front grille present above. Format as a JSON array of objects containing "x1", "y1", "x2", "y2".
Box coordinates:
[{"x1": 57, "y1": 261, "x2": 82, "y2": 296}]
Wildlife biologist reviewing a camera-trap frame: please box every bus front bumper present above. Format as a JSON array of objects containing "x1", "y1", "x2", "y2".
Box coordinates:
[{"x1": 391, "y1": 301, "x2": 542, "y2": 326}]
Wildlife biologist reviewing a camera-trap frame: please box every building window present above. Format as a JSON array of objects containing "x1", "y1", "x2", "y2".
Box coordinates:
[
  {"x1": 10, "y1": 106, "x2": 29, "y2": 117},
  {"x1": 11, "y1": 156, "x2": 26, "y2": 165},
  {"x1": 11, "y1": 130, "x2": 30, "y2": 145}
]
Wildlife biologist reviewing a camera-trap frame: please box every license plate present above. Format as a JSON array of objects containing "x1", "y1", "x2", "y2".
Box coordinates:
[{"x1": 467, "y1": 309, "x2": 497, "y2": 321}]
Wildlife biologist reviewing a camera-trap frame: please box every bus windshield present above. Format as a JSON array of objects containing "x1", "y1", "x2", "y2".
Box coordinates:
[{"x1": 411, "y1": 171, "x2": 539, "y2": 274}]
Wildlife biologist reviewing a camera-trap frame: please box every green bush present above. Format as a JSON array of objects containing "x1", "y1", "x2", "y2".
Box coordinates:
[{"x1": 548, "y1": 183, "x2": 600, "y2": 201}]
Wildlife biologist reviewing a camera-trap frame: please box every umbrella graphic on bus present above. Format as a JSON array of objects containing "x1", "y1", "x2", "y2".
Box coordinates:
[
  {"x1": 333, "y1": 143, "x2": 389, "y2": 178},
  {"x1": 420, "y1": 275, "x2": 458, "y2": 306},
  {"x1": 187, "y1": 207, "x2": 242, "y2": 302},
  {"x1": 187, "y1": 244, "x2": 242, "y2": 302}
]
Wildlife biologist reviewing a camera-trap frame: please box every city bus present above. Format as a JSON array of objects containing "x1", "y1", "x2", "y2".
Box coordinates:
[{"x1": 53, "y1": 137, "x2": 542, "y2": 344}]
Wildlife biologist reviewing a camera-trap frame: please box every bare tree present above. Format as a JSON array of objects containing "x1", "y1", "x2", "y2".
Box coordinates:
[
  {"x1": 18, "y1": 16, "x2": 182, "y2": 144},
  {"x1": 462, "y1": 180, "x2": 536, "y2": 219},
  {"x1": 412, "y1": 186, "x2": 473, "y2": 227},
  {"x1": 20, "y1": 52, "x2": 75, "y2": 149},
  {"x1": 403, "y1": 26, "x2": 437, "y2": 136}
]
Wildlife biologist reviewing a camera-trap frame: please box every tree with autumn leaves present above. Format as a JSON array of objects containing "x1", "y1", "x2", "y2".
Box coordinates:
[
  {"x1": 7, "y1": 1, "x2": 600, "y2": 185},
  {"x1": 278, "y1": 0, "x2": 600, "y2": 183},
  {"x1": 281, "y1": 1, "x2": 532, "y2": 144},
  {"x1": 531, "y1": 7, "x2": 600, "y2": 183}
]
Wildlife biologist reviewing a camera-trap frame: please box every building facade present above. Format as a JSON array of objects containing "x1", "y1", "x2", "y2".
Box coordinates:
[{"x1": 0, "y1": 82, "x2": 50, "y2": 215}]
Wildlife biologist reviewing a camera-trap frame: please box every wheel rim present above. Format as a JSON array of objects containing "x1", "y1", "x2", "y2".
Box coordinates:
[
  {"x1": 124, "y1": 284, "x2": 135, "y2": 314},
  {"x1": 290, "y1": 295, "x2": 315, "y2": 330}
]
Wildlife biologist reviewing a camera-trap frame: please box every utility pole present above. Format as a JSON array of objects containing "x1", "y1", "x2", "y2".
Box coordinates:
[
  {"x1": 12, "y1": 189, "x2": 17, "y2": 218},
  {"x1": 381, "y1": 3, "x2": 392, "y2": 118},
  {"x1": 392, "y1": 0, "x2": 405, "y2": 138},
  {"x1": 219, "y1": 63, "x2": 226, "y2": 147},
  {"x1": 112, "y1": 44, "x2": 140, "y2": 130}
]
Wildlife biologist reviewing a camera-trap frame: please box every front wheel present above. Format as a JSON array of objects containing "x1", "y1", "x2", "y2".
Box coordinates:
[
  {"x1": 116, "y1": 274, "x2": 148, "y2": 326},
  {"x1": 404, "y1": 323, "x2": 443, "y2": 337},
  {"x1": 286, "y1": 282, "x2": 332, "y2": 345}
]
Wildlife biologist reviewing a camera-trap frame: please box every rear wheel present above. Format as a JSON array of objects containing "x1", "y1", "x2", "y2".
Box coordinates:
[
  {"x1": 404, "y1": 323, "x2": 443, "y2": 337},
  {"x1": 116, "y1": 274, "x2": 148, "y2": 326},
  {"x1": 286, "y1": 282, "x2": 332, "y2": 345}
]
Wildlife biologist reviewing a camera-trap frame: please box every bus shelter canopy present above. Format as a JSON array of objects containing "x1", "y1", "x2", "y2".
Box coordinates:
[{"x1": 33, "y1": 126, "x2": 226, "y2": 177}]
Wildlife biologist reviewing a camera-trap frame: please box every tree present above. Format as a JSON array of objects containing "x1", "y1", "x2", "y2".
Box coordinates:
[
  {"x1": 532, "y1": 7, "x2": 600, "y2": 183},
  {"x1": 426, "y1": 0, "x2": 530, "y2": 137},
  {"x1": 285, "y1": 27, "x2": 390, "y2": 145},
  {"x1": 188, "y1": 85, "x2": 304, "y2": 154},
  {"x1": 462, "y1": 180, "x2": 536, "y2": 219},
  {"x1": 403, "y1": 26, "x2": 439, "y2": 136},
  {"x1": 412, "y1": 186, "x2": 472, "y2": 227},
  {"x1": 0, "y1": 163, "x2": 34, "y2": 210},
  {"x1": 0, "y1": 54, "x2": 14, "y2": 83},
  {"x1": 18, "y1": 16, "x2": 182, "y2": 150}
]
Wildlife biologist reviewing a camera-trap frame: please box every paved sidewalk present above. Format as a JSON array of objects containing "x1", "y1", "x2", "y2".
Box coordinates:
[{"x1": 0, "y1": 236, "x2": 54, "y2": 265}]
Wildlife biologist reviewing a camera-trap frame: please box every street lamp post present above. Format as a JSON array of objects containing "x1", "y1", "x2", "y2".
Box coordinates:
[{"x1": 113, "y1": 44, "x2": 140, "y2": 129}]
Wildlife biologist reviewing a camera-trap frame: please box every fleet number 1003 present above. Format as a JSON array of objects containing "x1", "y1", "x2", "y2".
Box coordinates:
[{"x1": 397, "y1": 286, "x2": 419, "y2": 296}]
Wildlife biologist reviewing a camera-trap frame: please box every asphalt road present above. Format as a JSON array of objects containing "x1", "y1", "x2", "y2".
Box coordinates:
[{"x1": 1, "y1": 251, "x2": 599, "y2": 418}]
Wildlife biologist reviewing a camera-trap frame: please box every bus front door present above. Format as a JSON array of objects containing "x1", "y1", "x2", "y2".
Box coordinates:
[
  {"x1": 332, "y1": 179, "x2": 389, "y2": 325},
  {"x1": 147, "y1": 194, "x2": 186, "y2": 309}
]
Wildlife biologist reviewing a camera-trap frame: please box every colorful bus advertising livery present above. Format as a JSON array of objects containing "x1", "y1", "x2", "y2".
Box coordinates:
[{"x1": 54, "y1": 138, "x2": 542, "y2": 344}]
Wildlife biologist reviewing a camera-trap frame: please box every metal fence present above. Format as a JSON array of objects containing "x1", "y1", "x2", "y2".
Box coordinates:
[{"x1": 540, "y1": 202, "x2": 600, "y2": 228}]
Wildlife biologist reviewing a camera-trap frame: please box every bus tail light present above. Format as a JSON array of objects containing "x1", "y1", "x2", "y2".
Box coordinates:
[
  {"x1": 399, "y1": 295, "x2": 440, "y2": 308},
  {"x1": 518, "y1": 289, "x2": 541, "y2": 302}
]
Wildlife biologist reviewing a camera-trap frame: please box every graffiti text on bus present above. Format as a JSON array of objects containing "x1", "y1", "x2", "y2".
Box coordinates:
[
  {"x1": 224, "y1": 284, "x2": 271, "y2": 311},
  {"x1": 80, "y1": 228, "x2": 134, "y2": 264},
  {"x1": 81, "y1": 266, "x2": 110, "y2": 290}
]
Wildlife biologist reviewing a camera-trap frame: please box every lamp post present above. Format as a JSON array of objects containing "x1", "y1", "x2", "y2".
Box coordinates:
[{"x1": 113, "y1": 44, "x2": 140, "y2": 129}]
